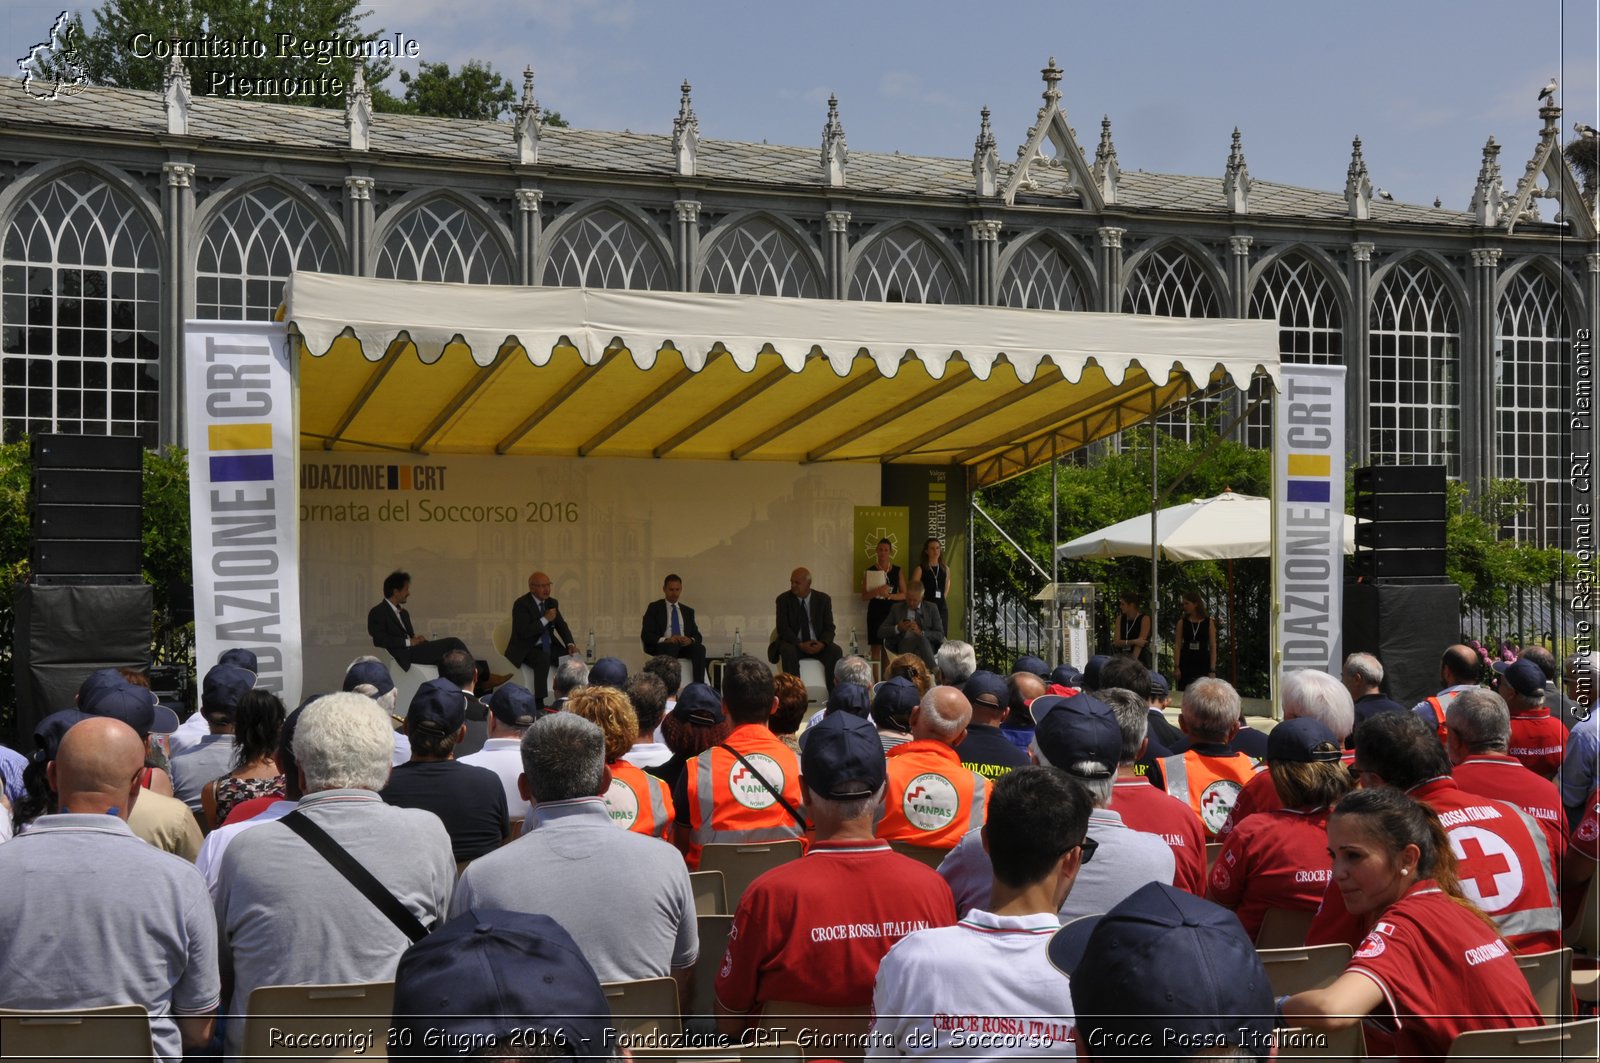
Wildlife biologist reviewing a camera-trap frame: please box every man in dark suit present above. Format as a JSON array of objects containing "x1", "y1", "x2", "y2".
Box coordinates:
[
  {"x1": 367, "y1": 570, "x2": 469, "y2": 670},
  {"x1": 877, "y1": 581, "x2": 945, "y2": 669},
  {"x1": 503, "y1": 571, "x2": 579, "y2": 708},
  {"x1": 641, "y1": 573, "x2": 707, "y2": 685},
  {"x1": 771, "y1": 567, "x2": 842, "y2": 692}
]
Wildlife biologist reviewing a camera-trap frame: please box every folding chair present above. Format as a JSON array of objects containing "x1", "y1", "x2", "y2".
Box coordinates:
[
  {"x1": 0, "y1": 1003, "x2": 152, "y2": 1063},
  {"x1": 1205, "y1": 841, "x2": 1223, "y2": 874},
  {"x1": 759, "y1": 1001, "x2": 871, "y2": 1063},
  {"x1": 690, "y1": 870, "x2": 728, "y2": 915},
  {"x1": 242, "y1": 981, "x2": 394, "y2": 1061},
  {"x1": 1446, "y1": 1018, "x2": 1599, "y2": 1059},
  {"x1": 1567, "y1": 873, "x2": 1599, "y2": 1005},
  {"x1": 686, "y1": 914, "x2": 734, "y2": 1033},
  {"x1": 1256, "y1": 943, "x2": 1353, "y2": 996},
  {"x1": 1255, "y1": 907, "x2": 1317, "y2": 949},
  {"x1": 887, "y1": 839, "x2": 949, "y2": 870},
  {"x1": 602, "y1": 976, "x2": 682, "y2": 1041},
  {"x1": 698, "y1": 840, "x2": 804, "y2": 910},
  {"x1": 1513, "y1": 947, "x2": 1571, "y2": 1023}
]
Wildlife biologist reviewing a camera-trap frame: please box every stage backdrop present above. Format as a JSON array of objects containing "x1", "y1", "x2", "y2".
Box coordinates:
[{"x1": 298, "y1": 453, "x2": 879, "y2": 693}]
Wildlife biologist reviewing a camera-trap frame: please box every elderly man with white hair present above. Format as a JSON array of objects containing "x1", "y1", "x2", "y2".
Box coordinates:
[
  {"x1": 214, "y1": 692, "x2": 455, "y2": 1061},
  {"x1": 933, "y1": 640, "x2": 977, "y2": 687},
  {"x1": 1217, "y1": 667, "x2": 1355, "y2": 838},
  {"x1": 1342, "y1": 651, "x2": 1409, "y2": 731}
]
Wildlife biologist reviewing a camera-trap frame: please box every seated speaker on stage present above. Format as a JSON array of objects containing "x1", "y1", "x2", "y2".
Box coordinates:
[
  {"x1": 640, "y1": 573, "x2": 707, "y2": 685},
  {"x1": 503, "y1": 571, "x2": 580, "y2": 709},
  {"x1": 771, "y1": 567, "x2": 842, "y2": 692},
  {"x1": 367, "y1": 569, "x2": 469, "y2": 671},
  {"x1": 878, "y1": 581, "x2": 944, "y2": 670}
]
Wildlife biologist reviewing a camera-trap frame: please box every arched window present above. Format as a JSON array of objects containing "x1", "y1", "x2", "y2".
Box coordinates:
[
  {"x1": 1122, "y1": 245, "x2": 1222, "y2": 442},
  {"x1": 700, "y1": 217, "x2": 819, "y2": 297},
  {"x1": 376, "y1": 198, "x2": 512, "y2": 284},
  {"x1": 998, "y1": 240, "x2": 1087, "y2": 310},
  {"x1": 849, "y1": 228, "x2": 960, "y2": 303},
  {"x1": 1369, "y1": 260, "x2": 1460, "y2": 475},
  {"x1": 196, "y1": 185, "x2": 339, "y2": 320},
  {"x1": 2, "y1": 172, "x2": 160, "y2": 445},
  {"x1": 1496, "y1": 267, "x2": 1569, "y2": 546},
  {"x1": 1244, "y1": 252, "x2": 1344, "y2": 448},
  {"x1": 543, "y1": 208, "x2": 670, "y2": 290}
]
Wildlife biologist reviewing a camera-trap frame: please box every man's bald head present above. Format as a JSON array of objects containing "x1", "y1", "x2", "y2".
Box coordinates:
[
  {"x1": 790, "y1": 568, "x2": 812, "y2": 596},
  {"x1": 48, "y1": 717, "x2": 146, "y2": 819},
  {"x1": 1441, "y1": 644, "x2": 1479, "y2": 686},
  {"x1": 911, "y1": 685, "x2": 972, "y2": 746}
]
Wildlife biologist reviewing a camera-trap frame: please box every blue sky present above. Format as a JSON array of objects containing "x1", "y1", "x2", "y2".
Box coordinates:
[{"x1": 5, "y1": 0, "x2": 1597, "y2": 209}]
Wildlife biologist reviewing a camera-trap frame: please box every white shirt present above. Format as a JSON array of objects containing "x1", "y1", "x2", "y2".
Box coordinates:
[
  {"x1": 869, "y1": 909, "x2": 1074, "y2": 1058},
  {"x1": 166, "y1": 712, "x2": 210, "y2": 757},
  {"x1": 622, "y1": 741, "x2": 673, "y2": 769},
  {"x1": 195, "y1": 799, "x2": 296, "y2": 897},
  {"x1": 458, "y1": 738, "x2": 531, "y2": 820}
]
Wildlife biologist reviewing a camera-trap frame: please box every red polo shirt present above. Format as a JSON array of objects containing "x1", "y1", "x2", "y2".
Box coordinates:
[
  {"x1": 1507, "y1": 709, "x2": 1564, "y2": 779},
  {"x1": 1110, "y1": 776, "x2": 1206, "y2": 893},
  {"x1": 1450, "y1": 753, "x2": 1566, "y2": 865},
  {"x1": 1207, "y1": 806, "x2": 1332, "y2": 941}
]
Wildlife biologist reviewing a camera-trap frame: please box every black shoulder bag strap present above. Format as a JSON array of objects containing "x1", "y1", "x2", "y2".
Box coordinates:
[
  {"x1": 280, "y1": 810, "x2": 430, "y2": 943},
  {"x1": 717, "y1": 744, "x2": 809, "y2": 832}
]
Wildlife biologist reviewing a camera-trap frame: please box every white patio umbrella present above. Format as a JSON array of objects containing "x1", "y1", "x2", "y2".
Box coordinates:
[{"x1": 1055, "y1": 490, "x2": 1357, "y2": 684}]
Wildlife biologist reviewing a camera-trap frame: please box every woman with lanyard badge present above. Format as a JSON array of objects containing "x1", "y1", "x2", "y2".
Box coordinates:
[
  {"x1": 1174, "y1": 591, "x2": 1218, "y2": 690},
  {"x1": 862, "y1": 538, "x2": 904, "y2": 659},
  {"x1": 1112, "y1": 591, "x2": 1152, "y2": 668},
  {"x1": 910, "y1": 537, "x2": 950, "y2": 634}
]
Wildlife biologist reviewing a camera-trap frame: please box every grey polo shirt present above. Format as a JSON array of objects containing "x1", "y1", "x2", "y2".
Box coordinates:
[
  {"x1": 215, "y1": 788, "x2": 454, "y2": 1060},
  {"x1": 170, "y1": 734, "x2": 236, "y2": 812},
  {"x1": 450, "y1": 796, "x2": 697, "y2": 982},
  {"x1": 0, "y1": 814, "x2": 219, "y2": 1063},
  {"x1": 937, "y1": 806, "x2": 1176, "y2": 922}
]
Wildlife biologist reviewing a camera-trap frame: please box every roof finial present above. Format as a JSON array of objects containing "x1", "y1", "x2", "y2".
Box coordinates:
[
  {"x1": 1223, "y1": 127, "x2": 1251, "y2": 212},
  {"x1": 1470, "y1": 135, "x2": 1504, "y2": 225},
  {"x1": 1093, "y1": 114, "x2": 1120, "y2": 204},
  {"x1": 672, "y1": 79, "x2": 700, "y2": 176},
  {"x1": 345, "y1": 62, "x2": 371, "y2": 151},
  {"x1": 1041, "y1": 56, "x2": 1063, "y2": 104},
  {"x1": 162, "y1": 40, "x2": 190, "y2": 135},
  {"x1": 1344, "y1": 135, "x2": 1373, "y2": 220},
  {"x1": 513, "y1": 66, "x2": 543, "y2": 164},
  {"x1": 973, "y1": 106, "x2": 998, "y2": 196},
  {"x1": 822, "y1": 93, "x2": 848, "y2": 187}
]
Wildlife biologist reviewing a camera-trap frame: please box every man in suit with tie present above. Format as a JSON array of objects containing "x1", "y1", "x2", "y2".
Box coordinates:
[
  {"x1": 504, "y1": 571, "x2": 580, "y2": 708},
  {"x1": 641, "y1": 574, "x2": 708, "y2": 685},
  {"x1": 367, "y1": 570, "x2": 469, "y2": 670},
  {"x1": 772, "y1": 567, "x2": 842, "y2": 692}
]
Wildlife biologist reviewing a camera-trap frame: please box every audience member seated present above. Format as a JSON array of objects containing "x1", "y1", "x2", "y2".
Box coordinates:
[
  {"x1": 620, "y1": 672, "x2": 672, "y2": 768},
  {"x1": 1520, "y1": 645, "x2": 1579, "y2": 730},
  {"x1": 214, "y1": 692, "x2": 455, "y2": 1061},
  {"x1": 798, "y1": 683, "x2": 870, "y2": 752},
  {"x1": 1159, "y1": 677, "x2": 1258, "y2": 839},
  {"x1": 877, "y1": 582, "x2": 944, "y2": 670},
  {"x1": 647, "y1": 682, "x2": 731, "y2": 790},
  {"x1": 1445, "y1": 687, "x2": 1567, "y2": 862},
  {"x1": 380, "y1": 678, "x2": 509, "y2": 863},
  {"x1": 643, "y1": 654, "x2": 684, "y2": 710},
  {"x1": 769, "y1": 672, "x2": 808, "y2": 755},
  {"x1": 870, "y1": 766, "x2": 1087, "y2": 1058},
  {"x1": 342, "y1": 656, "x2": 410, "y2": 766},
  {"x1": 836, "y1": 654, "x2": 876, "y2": 691},
  {"x1": 934, "y1": 639, "x2": 976, "y2": 687},
  {"x1": 1049, "y1": 881, "x2": 1275, "y2": 1062},
  {"x1": 167, "y1": 648, "x2": 257, "y2": 758},
  {"x1": 201, "y1": 689, "x2": 285, "y2": 831},
  {"x1": 389, "y1": 910, "x2": 616, "y2": 1061},
  {"x1": 589, "y1": 656, "x2": 629, "y2": 690},
  {"x1": 1493, "y1": 657, "x2": 1565, "y2": 779},
  {"x1": 876, "y1": 686, "x2": 989, "y2": 852},
  {"x1": 1342, "y1": 651, "x2": 1409, "y2": 738},
  {"x1": 1218, "y1": 668, "x2": 1353, "y2": 838},
  {"x1": 957, "y1": 671, "x2": 1030, "y2": 782},
  {"x1": 871, "y1": 675, "x2": 920, "y2": 752},
  {"x1": 940, "y1": 690, "x2": 1174, "y2": 921},
  {"x1": 549, "y1": 656, "x2": 590, "y2": 713},
  {"x1": 1001, "y1": 670, "x2": 1045, "y2": 751},
  {"x1": 1561, "y1": 652, "x2": 1600, "y2": 826},
  {"x1": 718, "y1": 712, "x2": 956, "y2": 1035},
  {"x1": 1207, "y1": 717, "x2": 1351, "y2": 939},
  {"x1": 170, "y1": 663, "x2": 254, "y2": 813},
  {"x1": 1097, "y1": 688, "x2": 1206, "y2": 894},
  {"x1": 439, "y1": 647, "x2": 488, "y2": 758},
  {"x1": 1412, "y1": 643, "x2": 1481, "y2": 739},
  {"x1": 196, "y1": 705, "x2": 305, "y2": 894},
  {"x1": 458, "y1": 682, "x2": 539, "y2": 822},
  {"x1": 76, "y1": 679, "x2": 201, "y2": 860},
  {"x1": 451, "y1": 712, "x2": 697, "y2": 995},
  {"x1": 1307, "y1": 710, "x2": 1562, "y2": 955},
  {"x1": 772, "y1": 567, "x2": 843, "y2": 690},
  {"x1": 0, "y1": 717, "x2": 219, "y2": 1062},
  {"x1": 568, "y1": 685, "x2": 675, "y2": 841},
  {"x1": 1285, "y1": 788, "x2": 1543, "y2": 1059},
  {"x1": 674, "y1": 658, "x2": 806, "y2": 869}
]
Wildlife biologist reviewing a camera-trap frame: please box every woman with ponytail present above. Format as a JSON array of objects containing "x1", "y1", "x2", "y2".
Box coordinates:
[{"x1": 1282, "y1": 788, "x2": 1541, "y2": 1060}]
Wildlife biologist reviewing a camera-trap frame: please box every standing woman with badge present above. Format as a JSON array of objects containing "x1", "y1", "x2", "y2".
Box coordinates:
[
  {"x1": 1112, "y1": 591, "x2": 1152, "y2": 668},
  {"x1": 862, "y1": 538, "x2": 904, "y2": 659},
  {"x1": 910, "y1": 537, "x2": 951, "y2": 634},
  {"x1": 1174, "y1": 592, "x2": 1218, "y2": 690}
]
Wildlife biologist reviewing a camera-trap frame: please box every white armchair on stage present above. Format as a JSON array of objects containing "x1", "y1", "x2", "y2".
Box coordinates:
[{"x1": 383, "y1": 654, "x2": 439, "y2": 713}]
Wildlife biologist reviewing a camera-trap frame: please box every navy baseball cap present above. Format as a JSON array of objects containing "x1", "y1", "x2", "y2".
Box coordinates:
[
  {"x1": 672, "y1": 682, "x2": 724, "y2": 726},
  {"x1": 1030, "y1": 690, "x2": 1122, "y2": 776},
  {"x1": 801, "y1": 711, "x2": 886, "y2": 800},
  {"x1": 1050, "y1": 664, "x2": 1083, "y2": 688},
  {"x1": 1493, "y1": 657, "x2": 1546, "y2": 698},
  {"x1": 963, "y1": 670, "x2": 1008, "y2": 711},
  {"x1": 825, "y1": 682, "x2": 871, "y2": 719},
  {"x1": 1267, "y1": 716, "x2": 1343, "y2": 764},
  {"x1": 487, "y1": 682, "x2": 538, "y2": 729},
  {"x1": 342, "y1": 659, "x2": 396, "y2": 697},
  {"x1": 872, "y1": 675, "x2": 920, "y2": 728},
  {"x1": 1011, "y1": 655, "x2": 1049, "y2": 678},
  {"x1": 218, "y1": 648, "x2": 259, "y2": 674},
  {"x1": 81, "y1": 683, "x2": 176, "y2": 739},
  {"x1": 390, "y1": 909, "x2": 614, "y2": 1060},
  {"x1": 1147, "y1": 671, "x2": 1170, "y2": 698},
  {"x1": 201, "y1": 664, "x2": 256, "y2": 721},
  {"x1": 1082, "y1": 654, "x2": 1111, "y2": 690},
  {"x1": 77, "y1": 668, "x2": 131, "y2": 705},
  {"x1": 589, "y1": 656, "x2": 628, "y2": 688},
  {"x1": 32, "y1": 709, "x2": 89, "y2": 766},
  {"x1": 1049, "y1": 882, "x2": 1274, "y2": 1056},
  {"x1": 407, "y1": 678, "x2": 466, "y2": 734}
]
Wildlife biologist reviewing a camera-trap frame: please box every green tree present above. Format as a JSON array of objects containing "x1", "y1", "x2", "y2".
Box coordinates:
[
  {"x1": 43, "y1": 0, "x2": 403, "y2": 110},
  {"x1": 396, "y1": 60, "x2": 515, "y2": 121}
]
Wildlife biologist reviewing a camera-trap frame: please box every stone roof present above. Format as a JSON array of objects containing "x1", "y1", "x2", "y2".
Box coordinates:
[{"x1": 1, "y1": 80, "x2": 1477, "y2": 226}]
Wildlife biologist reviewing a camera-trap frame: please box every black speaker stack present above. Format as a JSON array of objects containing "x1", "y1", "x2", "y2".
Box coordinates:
[
  {"x1": 31, "y1": 434, "x2": 144, "y2": 584},
  {"x1": 1343, "y1": 464, "x2": 1460, "y2": 706}
]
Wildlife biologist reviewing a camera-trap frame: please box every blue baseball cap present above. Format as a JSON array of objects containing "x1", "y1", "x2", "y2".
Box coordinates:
[
  {"x1": 963, "y1": 670, "x2": 1009, "y2": 712},
  {"x1": 1083, "y1": 654, "x2": 1111, "y2": 690},
  {"x1": 407, "y1": 678, "x2": 466, "y2": 734},
  {"x1": 1011, "y1": 655, "x2": 1049, "y2": 678},
  {"x1": 801, "y1": 711, "x2": 886, "y2": 800},
  {"x1": 218, "y1": 648, "x2": 259, "y2": 674},
  {"x1": 1493, "y1": 657, "x2": 1547, "y2": 698},
  {"x1": 201, "y1": 664, "x2": 256, "y2": 721},
  {"x1": 825, "y1": 683, "x2": 871, "y2": 719},
  {"x1": 671, "y1": 682, "x2": 724, "y2": 726},
  {"x1": 1147, "y1": 671, "x2": 1171, "y2": 698},
  {"x1": 390, "y1": 909, "x2": 613, "y2": 1060},
  {"x1": 1267, "y1": 716, "x2": 1343, "y2": 763},
  {"x1": 1030, "y1": 690, "x2": 1122, "y2": 776},
  {"x1": 1049, "y1": 664, "x2": 1083, "y2": 688},
  {"x1": 871, "y1": 676, "x2": 920, "y2": 729},
  {"x1": 588, "y1": 656, "x2": 628, "y2": 688},
  {"x1": 342, "y1": 659, "x2": 396, "y2": 697},
  {"x1": 487, "y1": 682, "x2": 538, "y2": 729}
]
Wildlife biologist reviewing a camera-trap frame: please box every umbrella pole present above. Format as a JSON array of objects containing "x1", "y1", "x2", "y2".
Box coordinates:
[
  {"x1": 1050, "y1": 438, "x2": 1060, "y2": 668},
  {"x1": 1150, "y1": 409, "x2": 1160, "y2": 668},
  {"x1": 1228, "y1": 557, "x2": 1238, "y2": 686}
]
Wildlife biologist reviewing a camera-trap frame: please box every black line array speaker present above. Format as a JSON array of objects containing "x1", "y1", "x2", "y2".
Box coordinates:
[
  {"x1": 12, "y1": 582, "x2": 153, "y2": 741},
  {"x1": 31, "y1": 434, "x2": 143, "y2": 585},
  {"x1": 1343, "y1": 581, "x2": 1462, "y2": 707},
  {"x1": 1352, "y1": 464, "x2": 1447, "y2": 581}
]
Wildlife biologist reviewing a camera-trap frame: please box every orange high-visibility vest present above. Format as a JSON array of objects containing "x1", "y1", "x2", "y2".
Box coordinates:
[
  {"x1": 683, "y1": 724, "x2": 805, "y2": 870},
  {"x1": 876, "y1": 739, "x2": 990, "y2": 851},
  {"x1": 1161, "y1": 747, "x2": 1257, "y2": 839},
  {"x1": 604, "y1": 759, "x2": 674, "y2": 840},
  {"x1": 1423, "y1": 690, "x2": 1464, "y2": 743}
]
